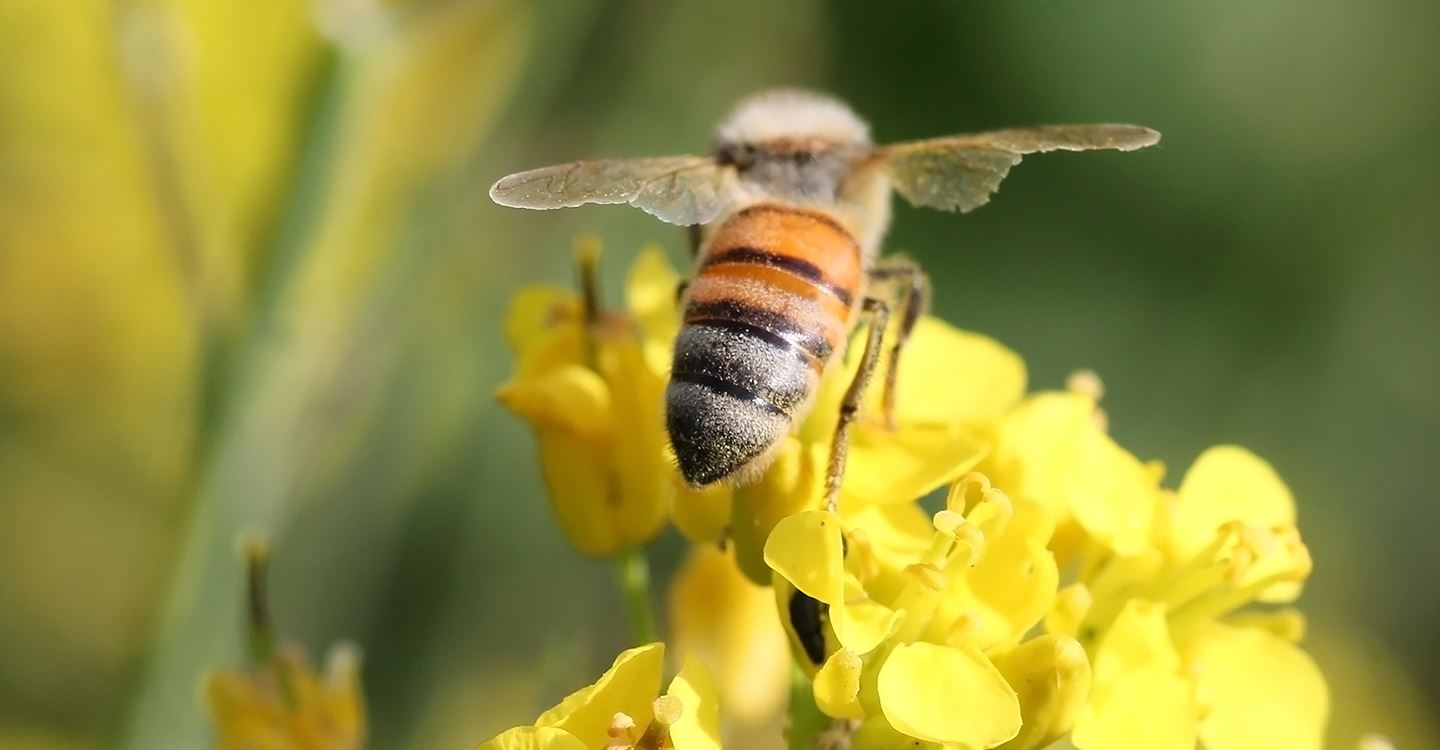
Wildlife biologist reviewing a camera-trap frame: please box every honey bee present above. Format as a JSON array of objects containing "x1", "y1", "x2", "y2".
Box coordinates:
[{"x1": 492, "y1": 89, "x2": 1158, "y2": 508}]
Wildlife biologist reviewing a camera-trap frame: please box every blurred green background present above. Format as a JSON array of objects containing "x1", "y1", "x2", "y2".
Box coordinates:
[{"x1": 1, "y1": 1, "x2": 1436, "y2": 749}]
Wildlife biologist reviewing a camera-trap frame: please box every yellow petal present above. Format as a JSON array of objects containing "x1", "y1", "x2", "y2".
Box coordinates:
[
  {"x1": 802, "y1": 318, "x2": 1025, "y2": 445},
  {"x1": 831, "y1": 580, "x2": 902, "y2": 655},
  {"x1": 496, "y1": 365, "x2": 613, "y2": 440},
  {"x1": 668, "y1": 545, "x2": 789, "y2": 725},
  {"x1": 982, "y1": 392, "x2": 1157, "y2": 556},
  {"x1": 1170, "y1": 446, "x2": 1295, "y2": 562},
  {"x1": 813, "y1": 650, "x2": 866, "y2": 719},
  {"x1": 625, "y1": 245, "x2": 683, "y2": 345},
  {"x1": 1066, "y1": 431, "x2": 1158, "y2": 558},
  {"x1": 943, "y1": 496, "x2": 1059, "y2": 650},
  {"x1": 666, "y1": 655, "x2": 721, "y2": 750},
  {"x1": 764, "y1": 510, "x2": 846, "y2": 604},
  {"x1": 1168, "y1": 447, "x2": 1308, "y2": 602},
  {"x1": 851, "y1": 717, "x2": 945, "y2": 750},
  {"x1": 840, "y1": 502, "x2": 935, "y2": 572},
  {"x1": 877, "y1": 641, "x2": 1021, "y2": 747},
  {"x1": 671, "y1": 482, "x2": 733, "y2": 545},
  {"x1": 842, "y1": 425, "x2": 986, "y2": 507},
  {"x1": 732, "y1": 437, "x2": 828, "y2": 585},
  {"x1": 535, "y1": 643, "x2": 665, "y2": 746},
  {"x1": 1184, "y1": 623, "x2": 1328, "y2": 750},
  {"x1": 876, "y1": 318, "x2": 1027, "y2": 428},
  {"x1": 530, "y1": 431, "x2": 619, "y2": 558},
  {"x1": 503, "y1": 286, "x2": 579, "y2": 356},
  {"x1": 1091, "y1": 600, "x2": 1180, "y2": 686},
  {"x1": 1071, "y1": 663, "x2": 1198, "y2": 750},
  {"x1": 475, "y1": 725, "x2": 588, "y2": 750},
  {"x1": 981, "y1": 391, "x2": 1092, "y2": 513},
  {"x1": 992, "y1": 635, "x2": 1091, "y2": 750},
  {"x1": 596, "y1": 336, "x2": 671, "y2": 549}
]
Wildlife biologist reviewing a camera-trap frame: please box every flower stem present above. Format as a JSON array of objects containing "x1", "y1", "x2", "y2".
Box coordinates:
[
  {"x1": 616, "y1": 546, "x2": 658, "y2": 645},
  {"x1": 786, "y1": 660, "x2": 829, "y2": 750}
]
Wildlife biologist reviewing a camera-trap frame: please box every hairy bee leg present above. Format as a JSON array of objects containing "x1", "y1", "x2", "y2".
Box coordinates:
[
  {"x1": 867, "y1": 258, "x2": 929, "y2": 430},
  {"x1": 825, "y1": 297, "x2": 891, "y2": 512},
  {"x1": 675, "y1": 278, "x2": 690, "y2": 307}
]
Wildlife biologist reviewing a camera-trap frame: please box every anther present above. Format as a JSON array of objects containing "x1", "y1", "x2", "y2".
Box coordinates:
[
  {"x1": 608, "y1": 712, "x2": 637, "y2": 738},
  {"x1": 932, "y1": 509, "x2": 965, "y2": 535},
  {"x1": 905, "y1": 562, "x2": 948, "y2": 592},
  {"x1": 945, "y1": 472, "x2": 993, "y2": 513},
  {"x1": 1066, "y1": 369, "x2": 1105, "y2": 401}
]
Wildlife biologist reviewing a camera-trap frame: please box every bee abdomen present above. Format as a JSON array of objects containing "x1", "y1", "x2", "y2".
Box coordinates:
[
  {"x1": 666, "y1": 323, "x2": 811, "y2": 486},
  {"x1": 666, "y1": 204, "x2": 862, "y2": 488}
]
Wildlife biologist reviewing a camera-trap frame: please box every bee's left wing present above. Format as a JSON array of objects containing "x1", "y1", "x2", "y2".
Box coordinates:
[
  {"x1": 489, "y1": 155, "x2": 733, "y2": 226},
  {"x1": 879, "y1": 124, "x2": 1160, "y2": 213}
]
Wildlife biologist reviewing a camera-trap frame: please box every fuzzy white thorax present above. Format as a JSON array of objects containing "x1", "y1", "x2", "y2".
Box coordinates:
[{"x1": 715, "y1": 89, "x2": 872, "y2": 148}]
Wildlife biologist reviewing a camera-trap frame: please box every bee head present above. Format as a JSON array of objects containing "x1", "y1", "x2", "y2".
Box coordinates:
[{"x1": 714, "y1": 89, "x2": 871, "y2": 199}]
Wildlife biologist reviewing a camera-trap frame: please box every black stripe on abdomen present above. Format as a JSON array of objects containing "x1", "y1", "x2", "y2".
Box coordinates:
[
  {"x1": 701, "y1": 246, "x2": 854, "y2": 306},
  {"x1": 669, "y1": 323, "x2": 814, "y2": 417},
  {"x1": 671, "y1": 371, "x2": 785, "y2": 417},
  {"x1": 684, "y1": 298, "x2": 833, "y2": 362}
]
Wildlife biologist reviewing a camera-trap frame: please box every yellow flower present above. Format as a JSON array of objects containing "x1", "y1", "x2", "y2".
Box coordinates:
[
  {"x1": 475, "y1": 643, "x2": 720, "y2": 750},
  {"x1": 1052, "y1": 445, "x2": 1326, "y2": 750},
  {"x1": 977, "y1": 389, "x2": 1160, "y2": 559},
  {"x1": 498, "y1": 239, "x2": 1024, "y2": 570},
  {"x1": 205, "y1": 644, "x2": 366, "y2": 750},
  {"x1": 765, "y1": 473, "x2": 1087, "y2": 750},
  {"x1": 667, "y1": 544, "x2": 790, "y2": 726},
  {"x1": 204, "y1": 540, "x2": 366, "y2": 750},
  {"x1": 497, "y1": 241, "x2": 675, "y2": 558},
  {"x1": 728, "y1": 317, "x2": 1025, "y2": 583}
]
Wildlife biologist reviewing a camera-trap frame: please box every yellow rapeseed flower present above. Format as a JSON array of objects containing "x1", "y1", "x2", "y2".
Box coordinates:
[
  {"x1": 1057, "y1": 445, "x2": 1325, "y2": 750},
  {"x1": 764, "y1": 473, "x2": 1089, "y2": 750},
  {"x1": 204, "y1": 540, "x2": 366, "y2": 750},
  {"x1": 475, "y1": 643, "x2": 720, "y2": 750},
  {"x1": 667, "y1": 545, "x2": 790, "y2": 726},
  {"x1": 727, "y1": 315, "x2": 1025, "y2": 583},
  {"x1": 205, "y1": 644, "x2": 366, "y2": 750},
  {"x1": 497, "y1": 241, "x2": 675, "y2": 558}
]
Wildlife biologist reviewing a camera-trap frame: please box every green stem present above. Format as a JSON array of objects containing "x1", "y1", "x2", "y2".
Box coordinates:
[
  {"x1": 786, "y1": 660, "x2": 829, "y2": 750},
  {"x1": 615, "y1": 547, "x2": 658, "y2": 645}
]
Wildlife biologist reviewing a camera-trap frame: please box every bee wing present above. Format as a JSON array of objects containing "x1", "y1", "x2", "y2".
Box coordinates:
[
  {"x1": 879, "y1": 124, "x2": 1160, "y2": 213},
  {"x1": 489, "y1": 155, "x2": 733, "y2": 226}
]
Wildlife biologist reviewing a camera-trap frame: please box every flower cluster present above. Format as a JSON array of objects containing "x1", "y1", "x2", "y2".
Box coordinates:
[{"x1": 488, "y1": 244, "x2": 1336, "y2": 750}]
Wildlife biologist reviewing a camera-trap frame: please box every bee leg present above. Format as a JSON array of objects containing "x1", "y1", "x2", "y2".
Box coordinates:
[
  {"x1": 675, "y1": 278, "x2": 690, "y2": 307},
  {"x1": 687, "y1": 224, "x2": 704, "y2": 258},
  {"x1": 825, "y1": 297, "x2": 891, "y2": 512},
  {"x1": 867, "y1": 258, "x2": 929, "y2": 430}
]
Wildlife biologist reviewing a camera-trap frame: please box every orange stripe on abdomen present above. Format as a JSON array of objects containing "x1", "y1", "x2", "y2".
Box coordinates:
[{"x1": 685, "y1": 204, "x2": 863, "y2": 369}]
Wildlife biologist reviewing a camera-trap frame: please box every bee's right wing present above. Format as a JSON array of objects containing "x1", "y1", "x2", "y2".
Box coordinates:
[
  {"x1": 489, "y1": 155, "x2": 734, "y2": 226},
  {"x1": 880, "y1": 124, "x2": 1160, "y2": 213}
]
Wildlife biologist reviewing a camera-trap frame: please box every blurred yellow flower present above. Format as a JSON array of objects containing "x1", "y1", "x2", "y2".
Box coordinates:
[
  {"x1": 204, "y1": 540, "x2": 365, "y2": 750},
  {"x1": 667, "y1": 545, "x2": 789, "y2": 726},
  {"x1": 1049, "y1": 445, "x2": 1326, "y2": 750},
  {"x1": 475, "y1": 643, "x2": 719, "y2": 750},
  {"x1": 496, "y1": 241, "x2": 674, "y2": 558},
  {"x1": 206, "y1": 644, "x2": 366, "y2": 750}
]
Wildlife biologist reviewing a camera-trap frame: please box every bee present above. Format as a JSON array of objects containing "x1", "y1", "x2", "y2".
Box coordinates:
[{"x1": 491, "y1": 89, "x2": 1158, "y2": 508}]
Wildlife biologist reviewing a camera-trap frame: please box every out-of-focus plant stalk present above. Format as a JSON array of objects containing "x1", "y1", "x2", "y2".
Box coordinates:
[
  {"x1": 117, "y1": 39, "x2": 358, "y2": 750},
  {"x1": 616, "y1": 547, "x2": 659, "y2": 646}
]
